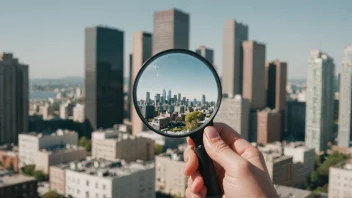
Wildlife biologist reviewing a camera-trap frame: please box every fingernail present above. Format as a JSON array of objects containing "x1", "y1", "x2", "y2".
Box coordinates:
[{"x1": 205, "y1": 127, "x2": 219, "y2": 140}]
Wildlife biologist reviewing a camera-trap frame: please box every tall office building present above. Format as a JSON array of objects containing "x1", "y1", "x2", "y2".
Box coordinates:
[
  {"x1": 201, "y1": 94, "x2": 206, "y2": 106},
  {"x1": 85, "y1": 26, "x2": 124, "y2": 133},
  {"x1": 146, "y1": 92, "x2": 151, "y2": 105},
  {"x1": 214, "y1": 95, "x2": 250, "y2": 140},
  {"x1": 287, "y1": 101, "x2": 306, "y2": 141},
  {"x1": 266, "y1": 60, "x2": 287, "y2": 139},
  {"x1": 196, "y1": 46, "x2": 214, "y2": 65},
  {"x1": 257, "y1": 108, "x2": 281, "y2": 145},
  {"x1": 0, "y1": 53, "x2": 28, "y2": 144},
  {"x1": 178, "y1": 93, "x2": 181, "y2": 102},
  {"x1": 162, "y1": 89, "x2": 167, "y2": 102},
  {"x1": 222, "y1": 20, "x2": 249, "y2": 97},
  {"x1": 242, "y1": 41, "x2": 266, "y2": 110},
  {"x1": 266, "y1": 60, "x2": 287, "y2": 111},
  {"x1": 338, "y1": 46, "x2": 352, "y2": 148},
  {"x1": 152, "y1": 8, "x2": 189, "y2": 55},
  {"x1": 305, "y1": 50, "x2": 335, "y2": 152},
  {"x1": 131, "y1": 32, "x2": 152, "y2": 135},
  {"x1": 168, "y1": 89, "x2": 172, "y2": 104}
]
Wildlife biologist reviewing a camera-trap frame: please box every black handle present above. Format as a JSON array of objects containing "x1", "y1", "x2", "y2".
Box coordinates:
[{"x1": 194, "y1": 144, "x2": 222, "y2": 197}]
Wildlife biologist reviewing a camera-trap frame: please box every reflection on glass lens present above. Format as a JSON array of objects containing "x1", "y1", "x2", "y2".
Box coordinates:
[{"x1": 135, "y1": 52, "x2": 219, "y2": 136}]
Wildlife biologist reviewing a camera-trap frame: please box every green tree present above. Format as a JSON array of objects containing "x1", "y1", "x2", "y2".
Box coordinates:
[
  {"x1": 154, "y1": 144, "x2": 164, "y2": 155},
  {"x1": 79, "y1": 136, "x2": 92, "y2": 152},
  {"x1": 42, "y1": 191, "x2": 64, "y2": 198},
  {"x1": 33, "y1": 170, "x2": 48, "y2": 182},
  {"x1": 305, "y1": 152, "x2": 348, "y2": 193},
  {"x1": 185, "y1": 111, "x2": 205, "y2": 131},
  {"x1": 22, "y1": 165, "x2": 36, "y2": 176}
]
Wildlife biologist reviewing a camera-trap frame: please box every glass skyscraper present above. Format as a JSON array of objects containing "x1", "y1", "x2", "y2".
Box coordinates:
[{"x1": 85, "y1": 26, "x2": 124, "y2": 132}]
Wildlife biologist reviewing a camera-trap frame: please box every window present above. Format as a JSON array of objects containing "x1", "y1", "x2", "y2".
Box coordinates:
[
  {"x1": 96, "y1": 182, "x2": 98, "y2": 188},
  {"x1": 86, "y1": 191, "x2": 89, "y2": 198},
  {"x1": 103, "y1": 184, "x2": 106, "y2": 190},
  {"x1": 86, "y1": 180, "x2": 89, "y2": 186}
]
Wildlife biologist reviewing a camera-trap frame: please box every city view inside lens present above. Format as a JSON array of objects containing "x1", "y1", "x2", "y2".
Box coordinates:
[{"x1": 136, "y1": 53, "x2": 219, "y2": 135}]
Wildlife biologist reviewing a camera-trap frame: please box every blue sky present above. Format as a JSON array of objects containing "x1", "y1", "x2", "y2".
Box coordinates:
[
  {"x1": 136, "y1": 52, "x2": 219, "y2": 102},
  {"x1": 0, "y1": 0, "x2": 350, "y2": 79}
]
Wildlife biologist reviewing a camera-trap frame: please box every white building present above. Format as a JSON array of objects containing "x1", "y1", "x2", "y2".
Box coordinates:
[
  {"x1": 60, "y1": 102, "x2": 74, "y2": 119},
  {"x1": 155, "y1": 149, "x2": 188, "y2": 197},
  {"x1": 214, "y1": 95, "x2": 250, "y2": 140},
  {"x1": 257, "y1": 142, "x2": 315, "y2": 186},
  {"x1": 305, "y1": 50, "x2": 335, "y2": 152},
  {"x1": 18, "y1": 130, "x2": 78, "y2": 168},
  {"x1": 73, "y1": 104, "x2": 85, "y2": 122},
  {"x1": 328, "y1": 159, "x2": 352, "y2": 198},
  {"x1": 35, "y1": 144, "x2": 86, "y2": 173},
  {"x1": 65, "y1": 158, "x2": 155, "y2": 198},
  {"x1": 338, "y1": 46, "x2": 352, "y2": 148},
  {"x1": 92, "y1": 129, "x2": 154, "y2": 162},
  {"x1": 136, "y1": 130, "x2": 186, "y2": 149}
]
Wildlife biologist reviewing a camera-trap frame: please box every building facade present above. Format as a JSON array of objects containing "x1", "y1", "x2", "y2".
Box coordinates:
[
  {"x1": 50, "y1": 164, "x2": 68, "y2": 195},
  {"x1": 131, "y1": 32, "x2": 152, "y2": 135},
  {"x1": 328, "y1": 159, "x2": 352, "y2": 198},
  {"x1": 0, "y1": 53, "x2": 28, "y2": 144},
  {"x1": 242, "y1": 41, "x2": 266, "y2": 109},
  {"x1": 85, "y1": 26, "x2": 124, "y2": 132},
  {"x1": 152, "y1": 8, "x2": 189, "y2": 55},
  {"x1": 18, "y1": 130, "x2": 78, "y2": 167},
  {"x1": 287, "y1": 101, "x2": 306, "y2": 141},
  {"x1": 73, "y1": 104, "x2": 85, "y2": 123},
  {"x1": 195, "y1": 45, "x2": 214, "y2": 65},
  {"x1": 338, "y1": 46, "x2": 352, "y2": 148},
  {"x1": 92, "y1": 129, "x2": 154, "y2": 162},
  {"x1": 305, "y1": 50, "x2": 335, "y2": 152},
  {"x1": 65, "y1": 159, "x2": 155, "y2": 198},
  {"x1": 0, "y1": 174, "x2": 37, "y2": 198},
  {"x1": 34, "y1": 145, "x2": 86, "y2": 173},
  {"x1": 214, "y1": 95, "x2": 250, "y2": 140},
  {"x1": 222, "y1": 20, "x2": 248, "y2": 97},
  {"x1": 155, "y1": 150, "x2": 188, "y2": 197},
  {"x1": 257, "y1": 108, "x2": 281, "y2": 145}
]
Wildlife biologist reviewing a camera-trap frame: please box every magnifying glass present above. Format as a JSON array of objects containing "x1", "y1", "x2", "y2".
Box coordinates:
[{"x1": 133, "y1": 49, "x2": 222, "y2": 196}]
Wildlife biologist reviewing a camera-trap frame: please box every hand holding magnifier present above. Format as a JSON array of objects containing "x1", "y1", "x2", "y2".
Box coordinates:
[{"x1": 133, "y1": 49, "x2": 222, "y2": 197}]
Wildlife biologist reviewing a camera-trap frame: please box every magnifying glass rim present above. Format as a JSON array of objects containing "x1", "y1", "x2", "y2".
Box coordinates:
[{"x1": 133, "y1": 49, "x2": 222, "y2": 138}]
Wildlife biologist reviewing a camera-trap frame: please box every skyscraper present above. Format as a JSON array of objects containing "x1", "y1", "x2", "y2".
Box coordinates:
[
  {"x1": 162, "y1": 89, "x2": 167, "y2": 102},
  {"x1": 168, "y1": 89, "x2": 172, "y2": 104},
  {"x1": 146, "y1": 92, "x2": 150, "y2": 105},
  {"x1": 266, "y1": 60, "x2": 287, "y2": 111},
  {"x1": 131, "y1": 32, "x2": 152, "y2": 135},
  {"x1": 222, "y1": 19, "x2": 249, "y2": 97},
  {"x1": 305, "y1": 50, "x2": 335, "y2": 152},
  {"x1": 85, "y1": 26, "x2": 124, "y2": 133},
  {"x1": 338, "y1": 46, "x2": 352, "y2": 148},
  {"x1": 178, "y1": 93, "x2": 181, "y2": 102},
  {"x1": 266, "y1": 60, "x2": 288, "y2": 139},
  {"x1": 202, "y1": 94, "x2": 206, "y2": 106},
  {"x1": 0, "y1": 53, "x2": 28, "y2": 144},
  {"x1": 242, "y1": 41, "x2": 266, "y2": 110},
  {"x1": 214, "y1": 95, "x2": 250, "y2": 140},
  {"x1": 152, "y1": 8, "x2": 189, "y2": 55},
  {"x1": 196, "y1": 46, "x2": 214, "y2": 65}
]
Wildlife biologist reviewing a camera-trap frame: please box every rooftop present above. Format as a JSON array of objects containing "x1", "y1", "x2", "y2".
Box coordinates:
[
  {"x1": 20, "y1": 129, "x2": 77, "y2": 137},
  {"x1": 92, "y1": 129, "x2": 146, "y2": 141},
  {"x1": 65, "y1": 158, "x2": 154, "y2": 179},
  {"x1": 39, "y1": 144, "x2": 84, "y2": 154},
  {"x1": 158, "y1": 148, "x2": 184, "y2": 162},
  {"x1": 0, "y1": 174, "x2": 36, "y2": 187},
  {"x1": 274, "y1": 185, "x2": 311, "y2": 198}
]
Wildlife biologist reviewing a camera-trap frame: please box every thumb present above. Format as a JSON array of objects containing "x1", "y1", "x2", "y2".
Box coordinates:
[{"x1": 203, "y1": 126, "x2": 244, "y2": 171}]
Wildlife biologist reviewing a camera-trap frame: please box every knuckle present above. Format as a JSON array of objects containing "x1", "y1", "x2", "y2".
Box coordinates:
[{"x1": 213, "y1": 141, "x2": 230, "y2": 153}]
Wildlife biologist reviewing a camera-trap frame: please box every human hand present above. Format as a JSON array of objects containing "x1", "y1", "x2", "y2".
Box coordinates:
[{"x1": 184, "y1": 123, "x2": 278, "y2": 198}]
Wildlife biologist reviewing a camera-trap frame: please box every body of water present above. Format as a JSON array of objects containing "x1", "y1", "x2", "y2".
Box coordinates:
[{"x1": 30, "y1": 91, "x2": 56, "y2": 100}]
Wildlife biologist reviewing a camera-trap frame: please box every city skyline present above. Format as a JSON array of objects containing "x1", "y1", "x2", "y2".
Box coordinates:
[
  {"x1": 0, "y1": 1, "x2": 350, "y2": 79},
  {"x1": 136, "y1": 52, "x2": 219, "y2": 102}
]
